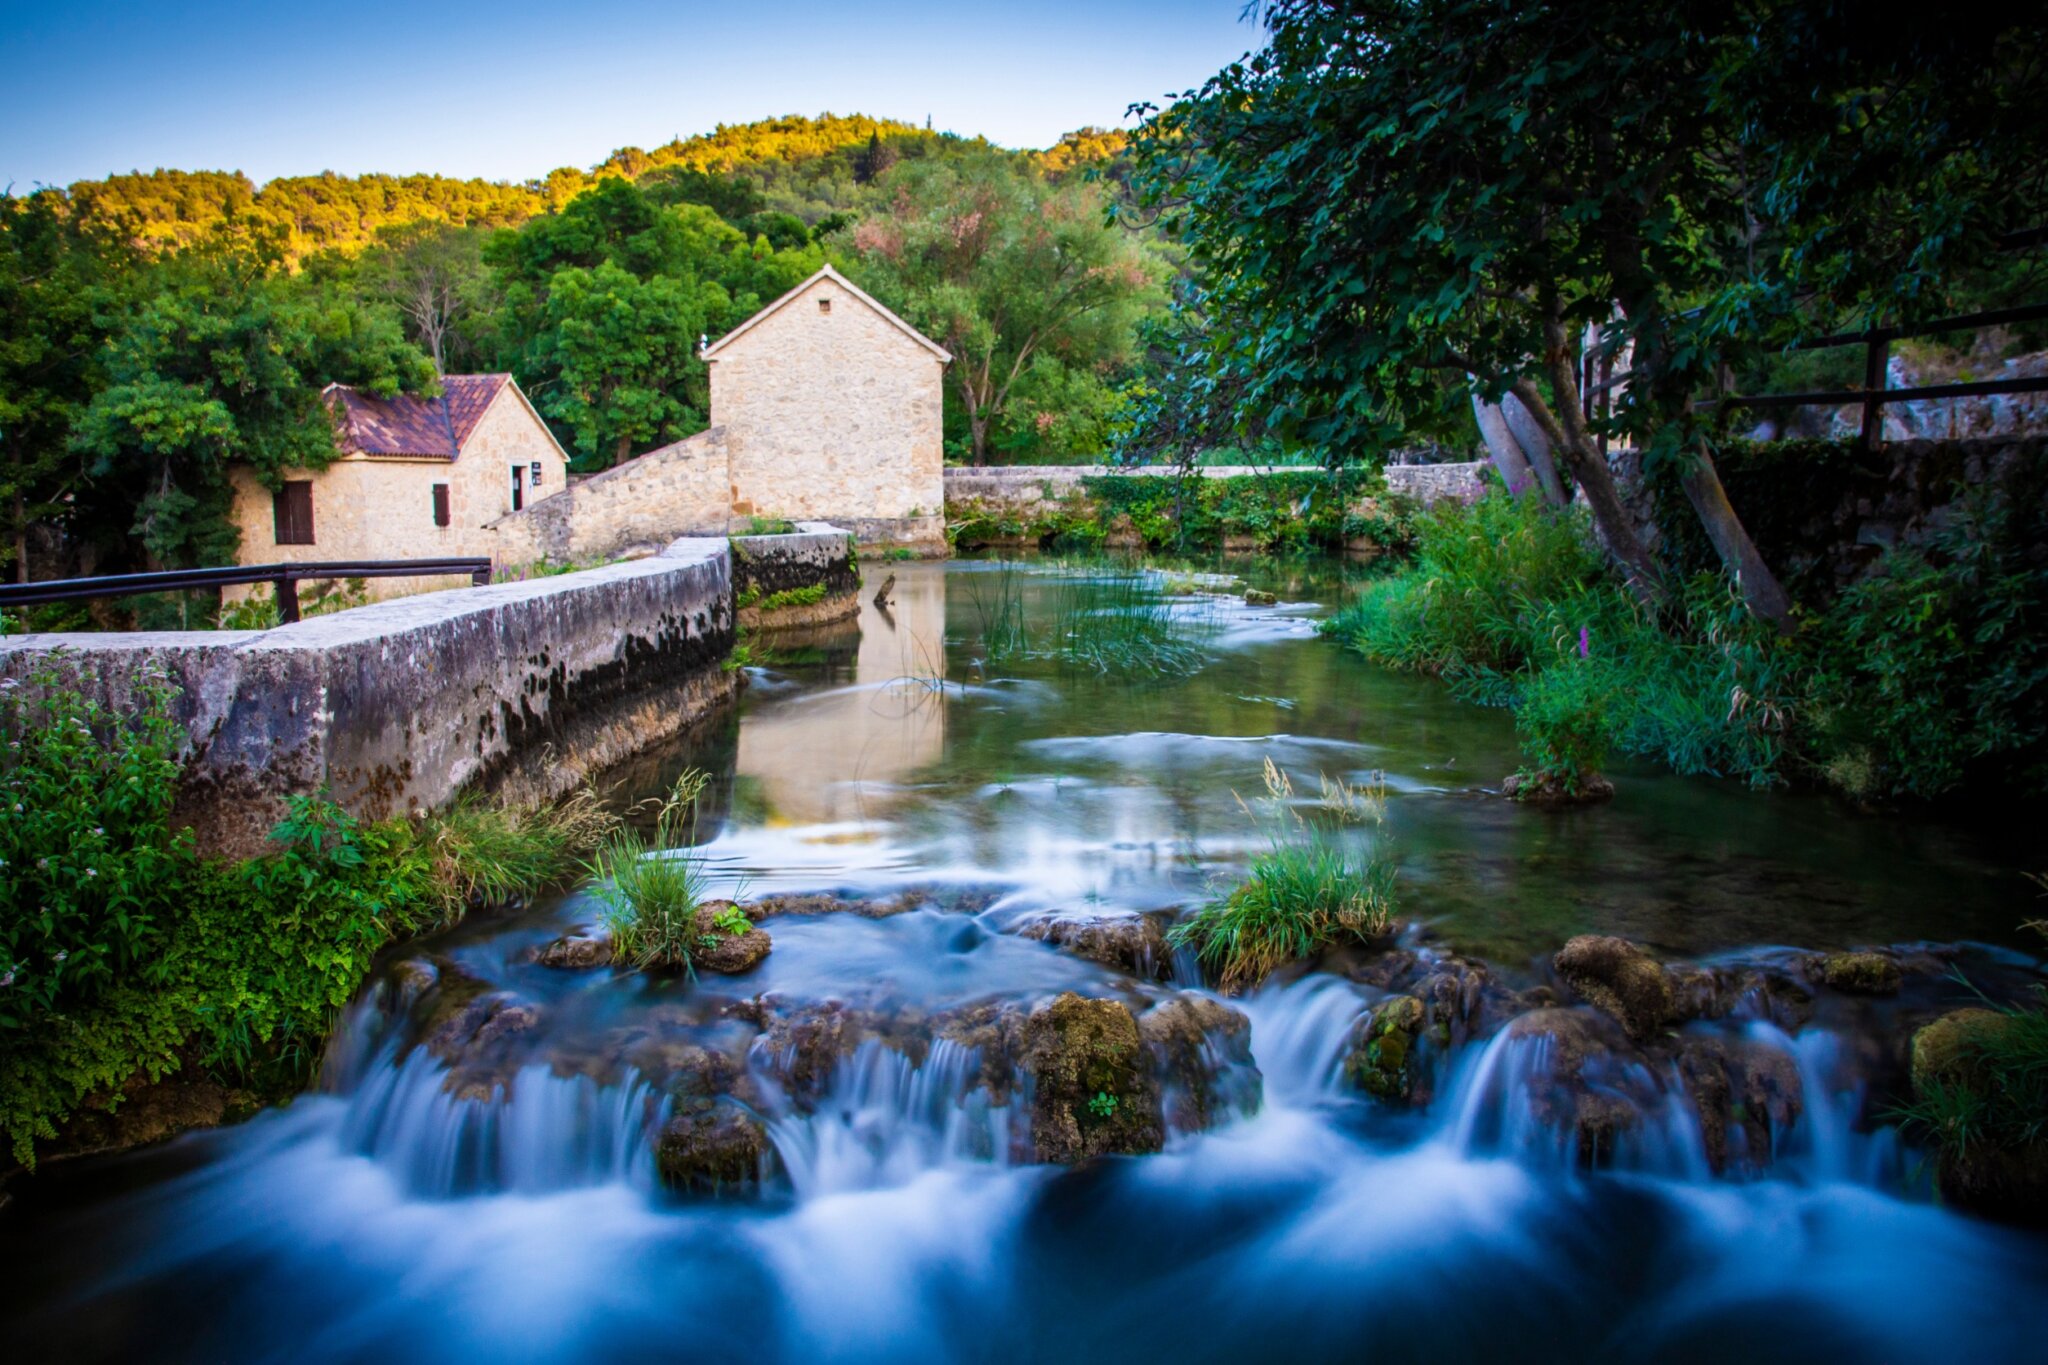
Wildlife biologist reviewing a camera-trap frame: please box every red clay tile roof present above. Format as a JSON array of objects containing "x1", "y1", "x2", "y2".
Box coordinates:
[{"x1": 324, "y1": 374, "x2": 512, "y2": 459}]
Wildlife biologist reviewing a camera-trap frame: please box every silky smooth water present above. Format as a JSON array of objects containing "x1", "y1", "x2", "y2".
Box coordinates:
[{"x1": 4, "y1": 558, "x2": 2045, "y2": 1364}]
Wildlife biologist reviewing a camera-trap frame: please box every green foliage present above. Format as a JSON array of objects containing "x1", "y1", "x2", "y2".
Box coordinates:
[
  {"x1": 1804, "y1": 490, "x2": 2048, "y2": 799},
  {"x1": 1170, "y1": 760, "x2": 1394, "y2": 991},
  {"x1": 587, "y1": 771, "x2": 718, "y2": 970},
  {"x1": 0, "y1": 666, "x2": 189, "y2": 1030},
  {"x1": 965, "y1": 565, "x2": 1213, "y2": 678},
  {"x1": 0, "y1": 675, "x2": 615, "y2": 1166},
  {"x1": 1324, "y1": 495, "x2": 1799, "y2": 790},
  {"x1": 1087, "y1": 1090, "x2": 1120, "y2": 1120},
  {"x1": 738, "y1": 583, "x2": 828, "y2": 613},
  {"x1": 69, "y1": 226, "x2": 436, "y2": 572},
  {"x1": 839, "y1": 151, "x2": 1167, "y2": 465},
  {"x1": 948, "y1": 470, "x2": 1394, "y2": 556}
]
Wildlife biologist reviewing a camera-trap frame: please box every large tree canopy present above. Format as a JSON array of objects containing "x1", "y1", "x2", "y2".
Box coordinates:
[{"x1": 1129, "y1": 0, "x2": 2046, "y2": 619}]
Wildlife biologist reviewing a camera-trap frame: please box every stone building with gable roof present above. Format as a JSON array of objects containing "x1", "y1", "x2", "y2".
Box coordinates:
[{"x1": 226, "y1": 372, "x2": 569, "y2": 600}]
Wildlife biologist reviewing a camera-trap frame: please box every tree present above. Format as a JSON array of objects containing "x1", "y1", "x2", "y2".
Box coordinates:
[
  {"x1": 358, "y1": 222, "x2": 492, "y2": 372},
  {"x1": 1133, "y1": 0, "x2": 2047, "y2": 623},
  {"x1": 843, "y1": 153, "x2": 1165, "y2": 464},
  {"x1": 534, "y1": 262, "x2": 726, "y2": 465},
  {"x1": 70, "y1": 227, "x2": 434, "y2": 571},
  {"x1": 0, "y1": 192, "x2": 133, "y2": 582}
]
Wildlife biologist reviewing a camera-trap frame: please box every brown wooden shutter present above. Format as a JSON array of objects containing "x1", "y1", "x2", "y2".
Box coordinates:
[
  {"x1": 432, "y1": 483, "x2": 451, "y2": 527},
  {"x1": 272, "y1": 481, "x2": 315, "y2": 545}
]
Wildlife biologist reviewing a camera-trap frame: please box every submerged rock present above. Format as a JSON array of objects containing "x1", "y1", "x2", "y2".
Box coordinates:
[
  {"x1": 690, "y1": 901, "x2": 772, "y2": 974},
  {"x1": 535, "y1": 933, "x2": 615, "y2": 969},
  {"x1": 1022, "y1": 992, "x2": 1164, "y2": 1163},
  {"x1": 1502, "y1": 771, "x2": 1616, "y2": 805},
  {"x1": 1139, "y1": 994, "x2": 1262, "y2": 1131},
  {"x1": 1806, "y1": 950, "x2": 1903, "y2": 996},
  {"x1": 1347, "y1": 995, "x2": 1427, "y2": 1102},
  {"x1": 1017, "y1": 912, "x2": 1170, "y2": 978},
  {"x1": 1500, "y1": 1008, "x2": 1661, "y2": 1164},
  {"x1": 1675, "y1": 1034, "x2": 1804, "y2": 1174},
  {"x1": 655, "y1": 1101, "x2": 768, "y2": 1193},
  {"x1": 1554, "y1": 935, "x2": 1676, "y2": 1041}
]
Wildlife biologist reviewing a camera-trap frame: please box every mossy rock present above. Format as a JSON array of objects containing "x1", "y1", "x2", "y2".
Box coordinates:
[
  {"x1": 655, "y1": 1100, "x2": 767, "y2": 1193},
  {"x1": 1346, "y1": 994, "x2": 1426, "y2": 1102},
  {"x1": 1139, "y1": 994, "x2": 1261, "y2": 1131},
  {"x1": 1022, "y1": 992, "x2": 1164, "y2": 1163},
  {"x1": 690, "y1": 901, "x2": 772, "y2": 974},
  {"x1": 1243, "y1": 588, "x2": 1279, "y2": 606},
  {"x1": 1554, "y1": 935, "x2": 1674, "y2": 1041},
  {"x1": 1808, "y1": 950, "x2": 1902, "y2": 995},
  {"x1": 1908, "y1": 1008, "x2": 2048, "y2": 1225}
]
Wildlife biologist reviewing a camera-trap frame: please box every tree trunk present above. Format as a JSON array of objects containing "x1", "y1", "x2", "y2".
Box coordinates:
[
  {"x1": 1679, "y1": 440, "x2": 1794, "y2": 628},
  {"x1": 1470, "y1": 395, "x2": 1538, "y2": 497},
  {"x1": 1500, "y1": 393, "x2": 1568, "y2": 506},
  {"x1": 12, "y1": 491, "x2": 26, "y2": 585},
  {"x1": 1512, "y1": 368, "x2": 1665, "y2": 609}
]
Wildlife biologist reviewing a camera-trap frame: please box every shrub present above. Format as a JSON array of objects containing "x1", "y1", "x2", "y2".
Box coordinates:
[
  {"x1": 1170, "y1": 760, "x2": 1395, "y2": 991},
  {"x1": 1804, "y1": 490, "x2": 2048, "y2": 799},
  {"x1": 0, "y1": 666, "x2": 190, "y2": 1030},
  {"x1": 1, "y1": 673, "x2": 622, "y2": 1165}
]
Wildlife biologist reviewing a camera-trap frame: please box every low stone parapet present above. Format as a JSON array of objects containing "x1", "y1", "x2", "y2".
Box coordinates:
[
  {"x1": 732, "y1": 523, "x2": 861, "y2": 630},
  {"x1": 0, "y1": 537, "x2": 737, "y2": 857}
]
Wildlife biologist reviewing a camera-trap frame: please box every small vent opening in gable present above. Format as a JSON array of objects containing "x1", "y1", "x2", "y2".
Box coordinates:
[{"x1": 818, "y1": 298, "x2": 831, "y2": 314}]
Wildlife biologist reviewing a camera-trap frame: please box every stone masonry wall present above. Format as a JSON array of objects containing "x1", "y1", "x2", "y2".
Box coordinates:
[
  {"x1": 487, "y1": 427, "x2": 732, "y2": 567},
  {"x1": 0, "y1": 538, "x2": 736, "y2": 858},
  {"x1": 732, "y1": 523, "x2": 861, "y2": 629},
  {"x1": 225, "y1": 385, "x2": 571, "y2": 603},
  {"x1": 944, "y1": 463, "x2": 1486, "y2": 514},
  {"x1": 710, "y1": 272, "x2": 946, "y2": 525}
]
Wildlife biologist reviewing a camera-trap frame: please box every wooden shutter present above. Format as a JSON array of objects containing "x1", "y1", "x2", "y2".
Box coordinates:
[
  {"x1": 272, "y1": 481, "x2": 315, "y2": 545},
  {"x1": 432, "y1": 483, "x2": 451, "y2": 528}
]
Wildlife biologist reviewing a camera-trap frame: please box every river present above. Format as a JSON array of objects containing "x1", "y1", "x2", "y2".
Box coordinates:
[{"x1": 3, "y1": 558, "x2": 2045, "y2": 1363}]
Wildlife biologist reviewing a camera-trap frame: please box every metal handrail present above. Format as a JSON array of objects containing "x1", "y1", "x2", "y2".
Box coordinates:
[{"x1": 0, "y1": 558, "x2": 492, "y2": 624}]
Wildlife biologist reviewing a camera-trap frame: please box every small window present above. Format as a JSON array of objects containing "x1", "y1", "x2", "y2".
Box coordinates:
[
  {"x1": 530, "y1": 461, "x2": 543, "y2": 487},
  {"x1": 432, "y1": 483, "x2": 451, "y2": 528},
  {"x1": 818, "y1": 298, "x2": 831, "y2": 314},
  {"x1": 273, "y1": 481, "x2": 314, "y2": 545},
  {"x1": 510, "y1": 464, "x2": 524, "y2": 513}
]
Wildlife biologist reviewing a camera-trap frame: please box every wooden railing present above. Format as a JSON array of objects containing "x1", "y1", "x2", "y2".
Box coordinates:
[
  {"x1": 0, "y1": 558, "x2": 492, "y2": 625},
  {"x1": 1711, "y1": 301, "x2": 2048, "y2": 451}
]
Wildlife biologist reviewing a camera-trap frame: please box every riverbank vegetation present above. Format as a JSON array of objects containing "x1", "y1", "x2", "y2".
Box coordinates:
[
  {"x1": 948, "y1": 468, "x2": 1418, "y2": 556},
  {"x1": 0, "y1": 670, "x2": 617, "y2": 1166},
  {"x1": 1324, "y1": 490, "x2": 2048, "y2": 801}
]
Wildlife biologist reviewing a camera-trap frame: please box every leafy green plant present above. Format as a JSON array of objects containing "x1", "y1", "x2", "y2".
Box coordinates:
[
  {"x1": 1170, "y1": 759, "x2": 1395, "y2": 991},
  {"x1": 1, "y1": 671, "x2": 628, "y2": 1165},
  {"x1": 742, "y1": 516, "x2": 798, "y2": 536},
  {"x1": 1087, "y1": 1090, "x2": 1119, "y2": 1120}
]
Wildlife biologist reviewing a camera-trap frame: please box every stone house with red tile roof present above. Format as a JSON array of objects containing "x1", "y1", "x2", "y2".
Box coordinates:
[{"x1": 226, "y1": 373, "x2": 569, "y2": 600}]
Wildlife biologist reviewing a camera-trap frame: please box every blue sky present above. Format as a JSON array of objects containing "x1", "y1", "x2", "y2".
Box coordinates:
[{"x1": 0, "y1": 1, "x2": 1262, "y2": 190}]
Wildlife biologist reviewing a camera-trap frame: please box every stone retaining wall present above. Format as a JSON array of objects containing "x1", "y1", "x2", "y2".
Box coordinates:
[
  {"x1": 487, "y1": 428, "x2": 732, "y2": 567},
  {"x1": 0, "y1": 538, "x2": 740, "y2": 858},
  {"x1": 732, "y1": 523, "x2": 862, "y2": 630},
  {"x1": 943, "y1": 462, "x2": 1487, "y2": 518}
]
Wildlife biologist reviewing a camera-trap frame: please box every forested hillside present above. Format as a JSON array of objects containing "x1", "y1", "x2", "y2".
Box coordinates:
[{"x1": 0, "y1": 114, "x2": 1169, "y2": 598}]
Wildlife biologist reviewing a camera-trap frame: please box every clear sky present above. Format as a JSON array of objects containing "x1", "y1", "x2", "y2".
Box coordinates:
[{"x1": 0, "y1": 0, "x2": 1264, "y2": 190}]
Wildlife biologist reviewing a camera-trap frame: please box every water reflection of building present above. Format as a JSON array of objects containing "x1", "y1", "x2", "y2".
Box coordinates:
[{"x1": 733, "y1": 563, "x2": 949, "y2": 825}]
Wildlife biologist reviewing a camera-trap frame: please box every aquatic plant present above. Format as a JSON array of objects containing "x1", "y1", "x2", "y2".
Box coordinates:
[
  {"x1": 1170, "y1": 759, "x2": 1395, "y2": 991},
  {"x1": 586, "y1": 770, "x2": 723, "y2": 970},
  {"x1": 1045, "y1": 571, "x2": 1211, "y2": 677},
  {"x1": 424, "y1": 787, "x2": 619, "y2": 920},
  {"x1": 966, "y1": 563, "x2": 1029, "y2": 664}
]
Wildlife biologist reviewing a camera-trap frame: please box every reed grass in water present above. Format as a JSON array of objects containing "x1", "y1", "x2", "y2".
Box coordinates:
[
  {"x1": 586, "y1": 770, "x2": 719, "y2": 968},
  {"x1": 1171, "y1": 759, "x2": 1395, "y2": 991}
]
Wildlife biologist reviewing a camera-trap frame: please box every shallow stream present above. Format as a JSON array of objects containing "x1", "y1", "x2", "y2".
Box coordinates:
[{"x1": 4, "y1": 559, "x2": 2046, "y2": 1363}]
